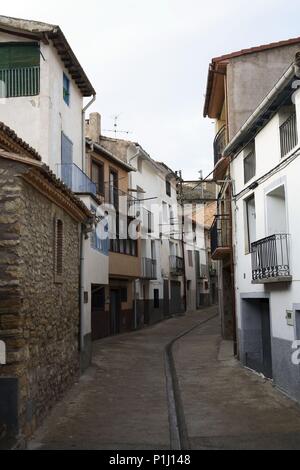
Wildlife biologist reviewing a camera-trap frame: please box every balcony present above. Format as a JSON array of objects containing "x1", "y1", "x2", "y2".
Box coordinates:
[
  {"x1": 142, "y1": 258, "x2": 157, "y2": 280},
  {"x1": 0, "y1": 66, "x2": 40, "y2": 98},
  {"x1": 280, "y1": 112, "x2": 298, "y2": 158},
  {"x1": 56, "y1": 163, "x2": 97, "y2": 196},
  {"x1": 170, "y1": 256, "x2": 184, "y2": 276},
  {"x1": 251, "y1": 234, "x2": 292, "y2": 284},
  {"x1": 214, "y1": 126, "x2": 227, "y2": 166},
  {"x1": 100, "y1": 183, "x2": 139, "y2": 214},
  {"x1": 213, "y1": 125, "x2": 230, "y2": 180},
  {"x1": 210, "y1": 215, "x2": 231, "y2": 260}
]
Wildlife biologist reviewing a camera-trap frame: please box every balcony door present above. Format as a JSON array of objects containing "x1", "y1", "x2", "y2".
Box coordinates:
[
  {"x1": 61, "y1": 132, "x2": 73, "y2": 189},
  {"x1": 266, "y1": 185, "x2": 287, "y2": 236}
]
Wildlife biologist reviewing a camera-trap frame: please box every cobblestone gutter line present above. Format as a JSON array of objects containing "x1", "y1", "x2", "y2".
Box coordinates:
[{"x1": 165, "y1": 312, "x2": 219, "y2": 450}]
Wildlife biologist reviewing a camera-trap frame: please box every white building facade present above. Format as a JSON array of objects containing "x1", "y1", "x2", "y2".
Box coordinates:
[
  {"x1": 128, "y1": 145, "x2": 186, "y2": 323},
  {"x1": 229, "y1": 56, "x2": 300, "y2": 402},
  {"x1": 0, "y1": 16, "x2": 109, "y2": 369}
]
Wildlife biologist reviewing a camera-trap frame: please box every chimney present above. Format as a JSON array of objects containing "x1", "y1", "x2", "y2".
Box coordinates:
[{"x1": 86, "y1": 112, "x2": 101, "y2": 143}]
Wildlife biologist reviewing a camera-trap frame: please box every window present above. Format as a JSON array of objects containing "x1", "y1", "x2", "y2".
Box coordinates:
[
  {"x1": 109, "y1": 170, "x2": 118, "y2": 208},
  {"x1": 54, "y1": 218, "x2": 63, "y2": 281},
  {"x1": 154, "y1": 289, "x2": 160, "y2": 309},
  {"x1": 280, "y1": 106, "x2": 298, "y2": 158},
  {"x1": 244, "y1": 143, "x2": 256, "y2": 184},
  {"x1": 188, "y1": 250, "x2": 193, "y2": 267},
  {"x1": 0, "y1": 42, "x2": 40, "y2": 98},
  {"x1": 245, "y1": 195, "x2": 256, "y2": 253},
  {"x1": 148, "y1": 211, "x2": 154, "y2": 234},
  {"x1": 63, "y1": 73, "x2": 70, "y2": 105},
  {"x1": 137, "y1": 157, "x2": 143, "y2": 173},
  {"x1": 91, "y1": 159, "x2": 104, "y2": 195},
  {"x1": 90, "y1": 205, "x2": 109, "y2": 255},
  {"x1": 166, "y1": 179, "x2": 171, "y2": 197}
]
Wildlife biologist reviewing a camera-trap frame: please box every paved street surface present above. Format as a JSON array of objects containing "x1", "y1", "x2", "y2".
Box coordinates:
[{"x1": 29, "y1": 308, "x2": 300, "y2": 450}]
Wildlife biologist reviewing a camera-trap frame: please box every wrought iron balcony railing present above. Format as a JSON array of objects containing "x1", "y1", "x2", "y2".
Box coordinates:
[
  {"x1": 99, "y1": 183, "x2": 139, "y2": 213},
  {"x1": 56, "y1": 163, "x2": 97, "y2": 196},
  {"x1": 142, "y1": 258, "x2": 157, "y2": 280},
  {"x1": 214, "y1": 125, "x2": 227, "y2": 167},
  {"x1": 280, "y1": 112, "x2": 298, "y2": 158},
  {"x1": 210, "y1": 214, "x2": 231, "y2": 258},
  {"x1": 0, "y1": 66, "x2": 40, "y2": 98},
  {"x1": 170, "y1": 255, "x2": 184, "y2": 275},
  {"x1": 251, "y1": 234, "x2": 292, "y2": 283}
]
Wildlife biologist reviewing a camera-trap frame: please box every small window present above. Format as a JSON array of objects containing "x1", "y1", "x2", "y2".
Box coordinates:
[
  {"x1": 244, "y1": 144, "x2": 256, "y2": 184},
  {"x1": 154, "y1": 289, "x2": 160, "y2": 309},
  {"x1": 63, "y1": 73, "x2": 70, "y2": 105},
  {"x1": 54, "y1": 218, "x2": 63, "y2": 281},
  {"x1": 188, "y1": 250, "x2": 193, "y2": 267},
  {"x1": 91, "y1": 159, "x2": 104, "y2": 195},
  {"x1": 280, "y1": 106, "x2": 298, "y2": 158},
  {"x1": 0, "y1": 42, "x2": 40, "y2": 98},
  {"x1": 166, "y1": 179, "x2": 171, "y2": 197}
]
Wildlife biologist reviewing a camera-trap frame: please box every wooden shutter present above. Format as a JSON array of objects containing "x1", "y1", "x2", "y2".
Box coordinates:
[{"x1": 0, "y1": 43, "x2": 40, "y2": 69}]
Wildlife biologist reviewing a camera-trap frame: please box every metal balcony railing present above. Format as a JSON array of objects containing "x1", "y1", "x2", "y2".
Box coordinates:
[
  {"x1": 100, "y1": 183, "x2": 139, "y2": 213},
  {"x1": 170, "y1": 255, "x2": 184, "y2": 275},
  {"x1": 251, "y1": 234, "x2": 291, "y2": 282},
  {"x1": 280, "y1": 112, "x2": 298, "y2": 158},
  {"x1": 0, "y1": 66, "x2": 40, "y2": 98},
  {"x1": 56, "y1": 163, "x2": 97, "y2": 195},
  {"x1": 142, "y1": 258, "x2": 157, "y2": 279},
  {"x1": 210, "y1": 214, "x2": 231, "y2": 255},
  {"x1": 214, "y1": 125, "x2": 227, "y2": 166}
]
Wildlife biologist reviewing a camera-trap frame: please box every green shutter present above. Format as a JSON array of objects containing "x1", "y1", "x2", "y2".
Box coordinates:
[{"x1": 0, "y1": 43, "x2": 40, "y2": 69}]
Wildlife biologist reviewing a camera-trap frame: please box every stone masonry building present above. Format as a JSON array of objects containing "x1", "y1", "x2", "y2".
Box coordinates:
[{"x1": 0, "y1": 122, "x2": 92, "y2": 444}]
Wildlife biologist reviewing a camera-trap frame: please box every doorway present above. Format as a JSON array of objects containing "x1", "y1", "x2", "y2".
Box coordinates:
[
  {"x1": 163, "y1": 280, "x2": 170, "y2": 318},
  {"x1": 242, "y1": 298, "x2": 273, "y2": 379},
  {"x1": 91, "y1": 285, "x2": 108, "y2": 341},
  {"x1": 110, "y1": 290, "x2": 121, "y2": 336}
]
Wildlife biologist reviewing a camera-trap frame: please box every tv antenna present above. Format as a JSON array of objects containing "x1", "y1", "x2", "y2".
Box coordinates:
[{"x1": 103, "y1": 114, "x2": 132, "y2": 138}]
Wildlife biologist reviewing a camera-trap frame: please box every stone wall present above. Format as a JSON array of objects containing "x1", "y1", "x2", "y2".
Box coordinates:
[{"x1": 0, "y1": 159, "x2": 81, "y2": 439}]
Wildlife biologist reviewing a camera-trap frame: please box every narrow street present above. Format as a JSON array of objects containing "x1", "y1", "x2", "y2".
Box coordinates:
[{"x1": 28, "y1": 308, "x2": 300, "y2": 451}]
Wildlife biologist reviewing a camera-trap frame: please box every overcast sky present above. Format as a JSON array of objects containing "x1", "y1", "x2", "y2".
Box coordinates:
[{"x1": 2, "y1": 1, "x2": 300, "y2": 179}]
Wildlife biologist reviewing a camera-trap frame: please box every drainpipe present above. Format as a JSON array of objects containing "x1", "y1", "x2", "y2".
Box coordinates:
[
  {"x1": 82, "y1": 94, "x2": 96, "y2": 171},
  {"x1": 79, "y1": 219, "x2": 94, "y2": 354},
  {"x1": 79, "y1": 224, "x2": 85, "y2": 352}
]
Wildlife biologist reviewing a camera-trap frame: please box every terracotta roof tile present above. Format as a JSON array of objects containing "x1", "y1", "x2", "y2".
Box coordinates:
[{"x1": 0, "y1": 121, "x2": 42, "y2": 161}]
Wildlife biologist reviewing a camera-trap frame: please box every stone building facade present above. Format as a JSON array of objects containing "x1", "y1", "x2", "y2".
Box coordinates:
[{"x1": 0, "y1": 123, "x2": 92, "y2": 443}]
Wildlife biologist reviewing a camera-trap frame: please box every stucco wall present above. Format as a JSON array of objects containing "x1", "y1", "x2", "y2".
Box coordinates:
[
  {"x1": 231, "y1": 86, "x2": 300, "y2": 401},
  {"x1": 227, "y1": 43, "x2": 300, "y2": 140},
  {"x1": 0, "y1": 32, "x2": 84, "y2": 171}
]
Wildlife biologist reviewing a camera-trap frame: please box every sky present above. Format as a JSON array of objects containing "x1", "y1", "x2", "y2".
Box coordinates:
[{"x1": 2, "y1": 0, "x2": 300, "y2": 179}]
